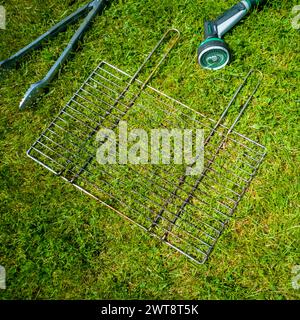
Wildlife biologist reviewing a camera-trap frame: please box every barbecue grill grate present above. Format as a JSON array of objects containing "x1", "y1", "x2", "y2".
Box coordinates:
[{"x1": 27, "y1": 30, "x2": 266, "y2": 264}]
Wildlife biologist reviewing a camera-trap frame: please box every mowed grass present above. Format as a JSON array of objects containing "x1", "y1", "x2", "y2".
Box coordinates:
[{"x1": 0, "y1": 0, "x2": 299, "y2": 299}]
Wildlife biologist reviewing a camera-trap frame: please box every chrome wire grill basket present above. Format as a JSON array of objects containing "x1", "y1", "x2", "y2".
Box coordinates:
[{"x1": 28, "y1": 30, "x2": 266, "y2": 264}]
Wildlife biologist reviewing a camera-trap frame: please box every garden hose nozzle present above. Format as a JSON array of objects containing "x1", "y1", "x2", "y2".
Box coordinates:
[{"x1": 198, "y1": 0, "x2": 266, "y2": 70}]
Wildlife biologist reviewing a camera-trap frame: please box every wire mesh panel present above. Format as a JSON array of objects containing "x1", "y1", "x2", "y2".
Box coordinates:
[{"x1": 27, "y1": 59, "x2": 266, "y2": 264}]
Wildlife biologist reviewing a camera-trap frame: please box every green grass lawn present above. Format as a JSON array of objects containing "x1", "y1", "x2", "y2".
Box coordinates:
[{"x1": 0, "y1": 0, "x2": 299, "y2": 299}]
